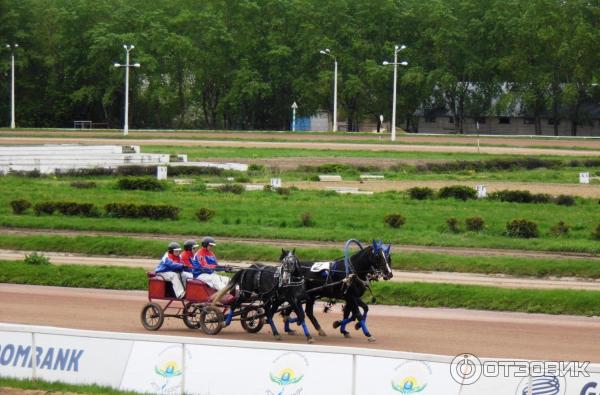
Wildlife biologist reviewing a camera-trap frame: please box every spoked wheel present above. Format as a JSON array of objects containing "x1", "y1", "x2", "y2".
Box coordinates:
[
  {"x1": 183, "y1": 303, "x2": 203, "y2": 329},
  {"x1": 199, "y1": 306, "x2": 225, "y2": 335},
  {"x1": 241, "y1": 306, "x2": 265, "y2": 333},
  {"x1": 141, "y1": 302, "x2": 164, "y2": 331}
]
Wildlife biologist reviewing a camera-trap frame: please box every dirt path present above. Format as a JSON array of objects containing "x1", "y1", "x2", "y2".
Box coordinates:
[
  {"x1": 1, "y1": 283, "x2": 599, "y2": 362},
  {"x1": 2, "y1": 130, "x2": 600, "y2": 149},
  {"x1": 3, "y1": 227, "x2": 599, "y2": 261},
  {"x1": 289, "y1": 180, "x2": 600, "y2": 197},
  {"x1": 3, "y1": 249, "x2": 600, "y2": 291},
  {"x1": 1, "y1": 137, "x2": 599, "y2": 157}
]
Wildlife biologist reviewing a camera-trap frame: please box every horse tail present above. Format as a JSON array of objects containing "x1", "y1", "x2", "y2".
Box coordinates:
[{"x1": 211, "y1": 270, "x2": 243, "y2": 306}]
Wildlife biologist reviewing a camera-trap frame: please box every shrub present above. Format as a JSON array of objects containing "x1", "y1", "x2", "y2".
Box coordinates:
[
  {"x1": 438, "y1": 185, "x2": 476, "y2": 201},
  {"x1": 277, "y1": 187, "x2": 292, "y2": 195},
  {"x1": 550, "y1": 221, "x2": 570, "y2": 237},
  {"x1": 196, "y1": 207, "x2": 216, "y2": 222},
  {"x1": 489, "y1": 190, "x2": 533, "y2": 203},
  {"x1": 117, "y1": 177, "x2": 166, "y2": 191},
  {"x1": 384, "y1": 214, "x2": 406, "y2": 228},
  {"x1": 10, "y1": 199, "x2": 31, "y2": 214},
  {"x1": 24, "y1": 252, "x2": 50, "y2": 265},
  {"x1": 70, "y1": 181, "x2": 96, "y2": 189},
  {"x1": 234, "y1": 175, "x2": 250, "y2": 183},
  {"x1": 104, "y1": 203, "x2": 179, "y2": 220},
  {"x1": 217, "y1": 183, "x2": 245, "y2": 194},
  {"x1": 408, "y1": 187, "x2": 434, "y2": 200},
  {"x1": 465, "y1": 216, "x2": 485, "y2": 232},
  {"x1": 446, "y1": 217, "x2": 461, "y2": 233},
  {"x1": 248, "y1": 164, "x2": 265, "y2": 173},
  {"x1": 34, "y1": 202, "x2": 56, "y2": 216},
  {"x1": 300, "y1": 212, "x2": 313, "y2": 227},
  {"x1": 506, "y1": 219, "x2": 539, "y2": 238},
  {"x1": 556, "y1": 194, "x2": 575, "y2": 206},
  {"x1": 592, "y1": 224, "x2": 600, "y2": 241},
  {"x1": 531, "y1": 193, "x2": 552, "y2": 204}
]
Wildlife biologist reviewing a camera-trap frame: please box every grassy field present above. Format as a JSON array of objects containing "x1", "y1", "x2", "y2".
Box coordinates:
[
  {"x1": 2, "y1": 234, "x2": 600, "y2": 279},
  {"x1": 0, "y1": 377, "x2": 140, "y2": 395},
  {"x1": 3, "y1": 260, "x2": 600, "y2": 316},
  {"x1": 1, "y1": 175, "x2": 599, "y2": 253}
]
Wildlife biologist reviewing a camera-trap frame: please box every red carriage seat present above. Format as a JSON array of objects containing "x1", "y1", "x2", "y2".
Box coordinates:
[
  {"x1": 147, "y1": 272, "x2": 176, "y2": 299},
  {"x1": 186, "y1": 278, "x2": 216, "y2": 302}
]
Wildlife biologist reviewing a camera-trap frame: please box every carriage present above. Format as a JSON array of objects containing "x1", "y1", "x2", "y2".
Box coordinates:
[{"x1": 140, "y1": 271, "x2": 265, "y2": 335}]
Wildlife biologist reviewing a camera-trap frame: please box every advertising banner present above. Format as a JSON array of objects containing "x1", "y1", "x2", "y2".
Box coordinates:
[
  {"x1": 34, "y1": 333, "x2": 133, "y2": 387},
  {"x1": 355, "y1": 355, "x2": 461, "y2": 395},
  {"x1": 185, "y1": 344, "x2": 353, "y2": 395},
  {"x1": 0, "y1": 331, "x2": 34, "y2": 379},
  {"x1": 120, "y1": 341, "x2": 183, "y2": 395}
]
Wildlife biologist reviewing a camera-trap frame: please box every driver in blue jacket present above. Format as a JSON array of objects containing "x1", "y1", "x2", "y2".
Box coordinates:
[{"x1": 155, "y1": 242, "x2": 193, "y2": 299}]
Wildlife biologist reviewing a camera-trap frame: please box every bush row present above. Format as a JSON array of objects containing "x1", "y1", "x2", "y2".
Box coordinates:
[
  {"x1": 117, "y1": 177, "x2": 166, "y2": 191},
  {"x1": 8, "y1": 165, "x2": 226, "y2": 178},
  {"x1": 410, "y1": 157, "x2": 600, "y2": 173},
  {"x1": 384, "y1": 213, "x2": 598, "y2": 239},
  {"x1": 10, "y1": 199, "x2": 179, "y2": 220},
  {"x1": 407, "y1": 186, "x2": 577, "y2": 206}
]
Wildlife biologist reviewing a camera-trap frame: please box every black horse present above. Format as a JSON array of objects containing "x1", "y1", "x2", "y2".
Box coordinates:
[
  {"x1": 283, "y1": 240, "x2": 392, "y2": 342},
  {"x1": 212, "y1": 249, "x2": 314, "y2": 343}
]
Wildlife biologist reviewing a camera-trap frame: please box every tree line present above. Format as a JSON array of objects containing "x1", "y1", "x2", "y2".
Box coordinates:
[{"x1": 1, "y1": 0, "x2": 599, "y2": 134}]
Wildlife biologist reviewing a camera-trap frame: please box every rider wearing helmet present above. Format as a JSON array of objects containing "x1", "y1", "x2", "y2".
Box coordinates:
[
  {"x1": 193, "y1": 236, "x2": 230, "y2": 290},
  {"x1": 181, "y1": 239, "x2": 200, "y2": 271},
  {"x1": 154, "y1": 241, "x2": 193, "y2": 299}
]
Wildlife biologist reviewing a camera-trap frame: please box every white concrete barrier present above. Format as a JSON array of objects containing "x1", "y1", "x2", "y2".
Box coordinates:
[
  {"x1": 319, "y1": 175, "x2": 342, "y2": 182},
  {"x1": 2, "y1": 323, "x2": 596, "y2": 395}
]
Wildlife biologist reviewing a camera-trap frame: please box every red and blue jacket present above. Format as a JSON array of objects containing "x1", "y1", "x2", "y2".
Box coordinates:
[
  {"x1": 193, "y1": 247, "x2": 225, "y2": 275},
  {"x1": 155, "y1": 252, "x2": 185, "y2": 274},
  {"x1": 181, "y1": 250, "x2": 201, "y2": 276}
]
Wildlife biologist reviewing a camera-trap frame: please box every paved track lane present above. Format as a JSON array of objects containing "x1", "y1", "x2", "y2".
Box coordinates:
[{"x1": 1, "y1": 284, "x2": 599, "y2": 362}]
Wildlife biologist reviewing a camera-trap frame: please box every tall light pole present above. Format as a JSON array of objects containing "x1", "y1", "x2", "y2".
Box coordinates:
[
  {"x1": 114, "y1": 45, "x2": 140, "y2": 136},
  {"x1": 383, "y1": 44, "x2": 408, "y2": 141},
  {"x1": 319, "y1": 48, "x2": 338, "y2": 132},
  {"x1": 6, "y1": 43, "x2": 18, "y2": 129}
]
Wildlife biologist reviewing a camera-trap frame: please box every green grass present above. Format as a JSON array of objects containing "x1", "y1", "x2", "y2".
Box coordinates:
[
  {"x1": 3, "y1": 259, "x2": 600, "y2": 316},
  {"x1": 2, "y1": 234, "x2": 600, "y2": 279},
  {"x1": 0, "y1": 377, "x2": 141, "y2": 395},
  {"x1": 371, "y1": 281, "x2": 600, "y2": 316},
  {"x1": 1, "y1": 175, "x2": 599, "y2": 253}
]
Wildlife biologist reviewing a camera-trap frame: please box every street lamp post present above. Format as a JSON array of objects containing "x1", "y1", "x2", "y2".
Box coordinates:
[
  {"x1": 383, "y1": 44, "x2": 408, "y2": 141},
  {"x1": 114, "y1": 45, "x2": 140, "y2": 136},
  {"x1": 6, "y1": 44, "x2": 18, "y2": 129},
  {"x1": 319, "y1": 48, "x2": 338, "y2": 132}
]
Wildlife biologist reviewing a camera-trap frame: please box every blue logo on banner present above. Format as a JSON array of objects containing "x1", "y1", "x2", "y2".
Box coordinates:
[
  {"x1": 0, "y1": 344, "x2": 84, "y2": 372},
  {"x1": 581, "y1": 382, "x2": 598, "y2": 395}
]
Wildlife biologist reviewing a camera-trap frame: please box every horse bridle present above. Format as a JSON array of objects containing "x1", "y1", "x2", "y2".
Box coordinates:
[{"x1": 279, "y1": 251, "x2": 304, "y2": 288}]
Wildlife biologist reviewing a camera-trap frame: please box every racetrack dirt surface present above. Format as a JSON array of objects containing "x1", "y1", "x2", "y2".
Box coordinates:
[
  {"x1": 1, "y1": 137, "x2": 599, "y2": 157},
  {"x1": 1, "y1": 284, "x2": 599, "y2": 362},
  {"x1": 3, "y1": 249, "x2": 600, "y2": 291},
  {"x1": 1, "y1": 130, "x2": 600, "y2": 150}
]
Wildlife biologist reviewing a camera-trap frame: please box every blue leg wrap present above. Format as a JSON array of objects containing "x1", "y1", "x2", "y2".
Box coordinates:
[
  {"x1": 224, "y1": 310, "x2": 234, "y2": 326},
  {"x1": 301, "y1": 322, "x2": 310, "y2": 337},
  {"x1": 285, "y1": 317, "x2": 298, "y2": 332},
  {"x1": 359, "y1": 320, "x2": 371, "y2": 336},
  {"x1": 340, "y1": 318, "x2": 352, "y2": 333},
  {"x1": 268, "y1": 318, "x2": 278, "y2": 334}
]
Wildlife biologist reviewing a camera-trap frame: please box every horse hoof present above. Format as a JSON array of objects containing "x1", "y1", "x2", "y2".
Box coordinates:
[
  {"x1": 274, "y1": 335, "x2": 282, "y2": 341},
  {"x1": 318, "y1": 328, "x2": 327, "y2": 337},
  {"x1": 333, "y1": 321, "x2": 341, "y2": 329},
  {"x1": 354, "y1": 322, "x2": 361, "y2": 330},
  {"x1": 343, "y1": 332, "x2": 351, "y2": 339},
  {"x1": 307, "y1": 338, "x2": 315, "y2": 344},
  {"x1": 367, "y1": 337, "x2": 376, "y2": 343}
]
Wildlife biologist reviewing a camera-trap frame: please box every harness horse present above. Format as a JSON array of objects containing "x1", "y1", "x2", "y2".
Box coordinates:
[
  {"x1": 284, "y1": 240, "x2": 393, "y2": 342},
  {"x1": 212, "y1": 249, "x2": 314, "y2": 343}
]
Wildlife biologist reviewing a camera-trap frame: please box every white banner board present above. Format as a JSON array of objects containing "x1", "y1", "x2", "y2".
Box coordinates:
[
  {"x1": 355, "y1": 355, "x2": 461, "y2": 395},
  {"x1": 185, "y1": 345, "x2": 353, "y2": 395},
  {"x1": 0, "y1": 331, "x2": 34, "y2": 379},
  {"x1": 580, "y1": 172, "x2": 590, "y2": 184},
  {"x1": 34, "y1": 333, "x2": 133, "y2": 387}
]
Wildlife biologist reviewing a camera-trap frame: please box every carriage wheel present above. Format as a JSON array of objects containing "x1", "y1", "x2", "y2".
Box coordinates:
[
  {"x1": 141, "y1": 303, "x2": 164, "y2": 331},
  {"x1": 199, "y1": 306, "x2": 224, "y2": 335},
  {"x1": 183, "y1": 303, "x2": 203, "y2": 329},
  {"x1": 241, "y1": 306, "x2": 265, "y2": 334}
]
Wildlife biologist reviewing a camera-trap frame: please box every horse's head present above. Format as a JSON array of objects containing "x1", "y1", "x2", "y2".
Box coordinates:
[
  {"x1": 280, "y1": 248, "x2": 301, "y2": 284},
  {"x1": 370, "y1": 240, "x2": 393, "y2": 280}
]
